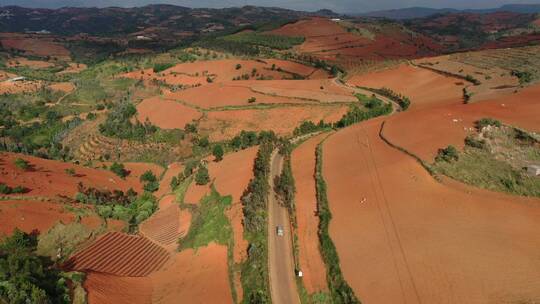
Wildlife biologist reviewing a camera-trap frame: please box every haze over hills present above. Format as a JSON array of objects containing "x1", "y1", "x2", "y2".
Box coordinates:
[{"x1": 361, "y1": 3, "x2": 540, "y2": 19}]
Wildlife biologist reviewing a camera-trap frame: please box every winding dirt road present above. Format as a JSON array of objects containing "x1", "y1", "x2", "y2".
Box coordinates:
[{"x1": 268, "y1": 149, "x2": 301, "y2": 304}]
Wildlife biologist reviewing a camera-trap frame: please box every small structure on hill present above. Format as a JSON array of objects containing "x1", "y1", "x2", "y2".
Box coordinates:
[
  {"x1": 7, "y1": 76, "x2": 25, "y2": 82},
  {"x1": 527, "y1": 165, "x2": 540, "y2": 176}
]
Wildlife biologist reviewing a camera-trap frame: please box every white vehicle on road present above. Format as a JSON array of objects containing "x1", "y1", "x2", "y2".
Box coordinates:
[{"x1": 276, "y1": 225, "x2": 284, "y2": 236}]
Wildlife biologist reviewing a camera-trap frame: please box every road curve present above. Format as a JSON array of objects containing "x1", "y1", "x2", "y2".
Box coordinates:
[{"x1": 268, "y1": 149, "x2": 301, "y2": 304}]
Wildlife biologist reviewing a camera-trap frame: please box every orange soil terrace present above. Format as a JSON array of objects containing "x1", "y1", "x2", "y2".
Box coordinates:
[
  {"x1": 0, "y1": 153, "x2": 149, "y2": 197},
  {"x1": 58, "y1": 62, "x2": 88, "y2": 74},
  {"x1": 348, "y1": 63, "x2": 466, "y2": 110},
  {"x1": 0, "y1": 33, "x2": 71, "y2": 59},
  {"x1": 85, "y1": 272, "x2": 153, "y2": 304},
  {"x1": 383, "y1": 83, "x2": 540, "y2": 161},
  {"x1": 166, "y1": 78, "x2": 355, "y2": 109},
  {"x1": 185, "y1": 146, "x2": 258, "y2": 263},
  {"x1": 0, "y1": 78, "x2": 43, "y2": 95},
  {"x1": 121, "y1": 58, "x2": 329, "y2": 88},
  {"x1": 136, "y1": 97, "x2": 202, "y2": 129},
  {"x1": 323, "y1": 118, "x2": 540, "y2": 304},
  {"x1": 198, "y1": 105, "x2": 348, "y2": 141},
  {"x1": 49, "y1": 82, "x2": 75, "y2": 93},
  {"x1": 64, "y1": 232, "x2": 170, "y2": 277},
  {"x1": 291, "y1": 133, "x2": 329, "y2": 293},
  {"x1": 271, "y1": 17, "x2": 440, "y2": 62},
  {"x1": 7, "y1": 57, "x2": 54, "y2": 68}
]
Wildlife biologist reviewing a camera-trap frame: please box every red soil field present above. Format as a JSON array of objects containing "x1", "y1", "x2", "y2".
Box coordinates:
[
  {"x1": 0, "y1": 153, "x2": 148, "y2": 198},
  {"x1": 136, "y1": 97, "x2": 202, "y2": 129},
  {"x1": 58, "y1": 62, "x2": 87, "y2": 75},
  {"x1": 85, "y1": 272, "x2": 153, "y2": 304},
  {"x1": 0, "y1": 71, "x2": 16, "y2": 81},
  {"x1": 198, "y1": 105, "x2": 348, "y2": 141},
  {"x1": 165, "y1": 78, "x2": 354, "y2": 109},
  {"x1": 0, "y1": 200, "x2": 81, "y2": 235},
  {"x1": 65, "y1": 232, "x2": 169, "y2": 277},
  {"x1": 272, "y1": 18, "x2": 440, "y2": 63},
  {"x1": 184, "y1": 146, "x2": 258, "y2": 262},
  {"x1": 323, "y1": 118, "x2": 540, "y2": 304},
  {"x1": 49, "y1": 82, "x2": 75, "y2": 93},
  {"x1": 7, "y1": 57, "x2": 54, "y2": 68},
  {"x1": 0, "y1": 78, "x2": 43, "y2": 95},
  {"x1": 535, "y1": 18, "x2": 540, "y2": 27},
  {"x1": 291, "y1": 133, "x2": 329, "y2": 293},
  {"x1": 150, "y1": 243, "x2": 233, "y2": 304},
  {"x1": 348, "y1": 64, "x2": 465, "y2": 110},
  {"x1": 120, "y1": 68, "x2": 207, "y2": 87},
  {"x1": 0, "y1": 33, "x2": 70, "y2": 58},
  {"x1": 139, "y1": 195, "x2": 190, "y2": 249},
  {"x1": 383, "y1": 83, "x2": 540, "y2": 161},
  {"x1": 155, "y1": 162, "x2": 183, "y2": 198}
]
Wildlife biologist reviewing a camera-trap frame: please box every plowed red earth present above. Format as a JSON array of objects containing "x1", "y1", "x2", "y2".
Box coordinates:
[
  {"x1": 49, "y1": 82, "x2": 75, "y2": 93},
  {"x1": 199, "y1": 105, "x2": 348, "y2": 141},
  {"x1": 323, "y1": 116, "x2": 540, "y2": 303},
  {"x1": 271, "y1": 17, "x2": 440, "y2": 62},
  {"x1": 348, "y1": 64, "x2": 465, "y2": 110},
  {"x1": 136, "y1": 97, "x2": 202, "y2": 129},
  {"x1": 150, "y1": 243, "x2": 233, "y2": 304},
  {"x1": 0, "y1": 153, "x2": 146, "y2": 198},
  {"x1": 65, "y1": 232, "x2": 169, "y2": 277},
  {"x1": 291, "y1": 133, "x2": 329, "y2": 293},
  {"x1": 185, "y1": 147, "x2": 258, "y2": 262},
  {"x1": 85, "y1": 272, "x2": 153, "y2": 304},
  {"x1": 382, "y1": 83, "x2": 540, "y2": 161},
  {"x1": 139, "y1": 195, "x2": 190, "y2": 249},
  {"x1": 0, "y1": 78, "x2": 43, "y2": 95}
]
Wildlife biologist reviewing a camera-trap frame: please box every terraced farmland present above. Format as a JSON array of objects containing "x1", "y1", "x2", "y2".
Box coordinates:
[
  {"x1": 64, "y1": 232, "x2": 169, "y2": 277},
  {"x1": 139, "y1": 203, "x2": 186, "y2": 246}
]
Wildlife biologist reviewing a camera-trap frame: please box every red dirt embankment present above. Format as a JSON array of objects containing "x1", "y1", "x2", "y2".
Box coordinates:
[
  {"x1": 155, "y1": 162, "x2": 183, "y2": 198},
  {"x1": 0, "y1": 153, "x2": 147, "y2": 198},
  {"x1": 291, "y1": 133, "x2": 329, "y2": 293},
  {"x1": 150, "y1": 243, "x2": 233, "y2": 304},
  {"x1": 323, "y1": 118, "x2": 540, "y2": 304},
  {"x1": 136, "y1": 97, "x2": 202, "y2": 129},
  {"x1": 382, "y1": 83, "x2": 540, "y2": 161},
  {"x1": 64, "y1": 232, "x2": 169, "y2": 277},
  {"x1": 348, "y1": 64, "x2": 465, "y2": 110}
]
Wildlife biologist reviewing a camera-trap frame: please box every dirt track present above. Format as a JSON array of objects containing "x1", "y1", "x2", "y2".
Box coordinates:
[{"x1": 268, "y1": 149, "x2": 301, "y2": 304}]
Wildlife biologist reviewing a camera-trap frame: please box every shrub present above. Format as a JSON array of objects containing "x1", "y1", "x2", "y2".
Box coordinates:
[
  {"x1": 65, "y1": 168, "x2": 76, "y2": 176},
  {"x1": 465, "y1": 74, "x2": 481, "y2": 85},
  {"x1": 110, "y1": 162, "x2": 128, "y2": 178},
  {"x1": 476, "y1": 118, "x2": 501, "y2": 130},
  {"x1": 14, "y1": 158, "x2": 29, "y2": 170},
  {"x1": 195, "y1": 165, "x2": 210, "y2": 185},
  {"x1": 247, "y1": 97, "x2": 257, "y2": 103},
  {"x1": 436, "y1": 145, "x2": 459, "y2": 162},
  {"x1": 235, "y1": 64, "x2": 242, "y2": 70},
  {"x1": 464, "y1": 136, "x2": 486, "y2": 149},
  {"x1": 153, "y1": 63, "x2": 174, "y2": 73},
  {"x1": 185, "y1": 123, "x2": 197, "y2": 133},
  {"x1": 86, "y1": 112, "x2": 97, "y2": 120},
  {"x1": 213, "y1": 144, "x2": 224, "y2": 162},
  {"x1": 198, "y1": 136, "x2": 210, "y2": 148},
  {"x1": 140, "y1": 170, "x2": 157, "y2": 183},
  {"x1": 143, "y1": 180, "x2": 160, "y2": 193},
  {"x1": 170, "y1": 176, "x2": 179, "y2": 190}
]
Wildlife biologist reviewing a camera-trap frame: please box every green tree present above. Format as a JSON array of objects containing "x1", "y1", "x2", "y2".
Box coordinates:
[
  {"x1": 14, "y1": 158, "x2": 29, "y2": 171},
  {"x1": 195, "y1": 165, "x2": 210, "y2": 185},
  {"x1": 110, "y1": 162, "x2": 128, "y2": 178},
  {"x1": 213, "y1": 144, "x2": 224, "y2": 162},
  {"x1": 140, "y1": 170, "x2": 157, "y2": 183}
]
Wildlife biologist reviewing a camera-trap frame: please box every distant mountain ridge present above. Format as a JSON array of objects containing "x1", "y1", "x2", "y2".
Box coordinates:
[{"x1": 361, "y1": 4, "x2": 540, "y2": 19}]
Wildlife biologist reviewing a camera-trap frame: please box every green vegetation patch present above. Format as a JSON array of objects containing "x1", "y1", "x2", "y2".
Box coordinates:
[
  {"x1": 179, "y1": 188, "x2": 232, "y2": 250},
  {"x1": 223, "y1": 32, "x2": 304, "y2": 50},
  {"x1": 0, "y1": 229, "x2": 71, "y2": 303},
  {"x1": 434, "y1": 121, "x2": 540, "y2": 198},
  {"x1": 36, "y1": 222, "x2": 97, "y2": 262}
]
